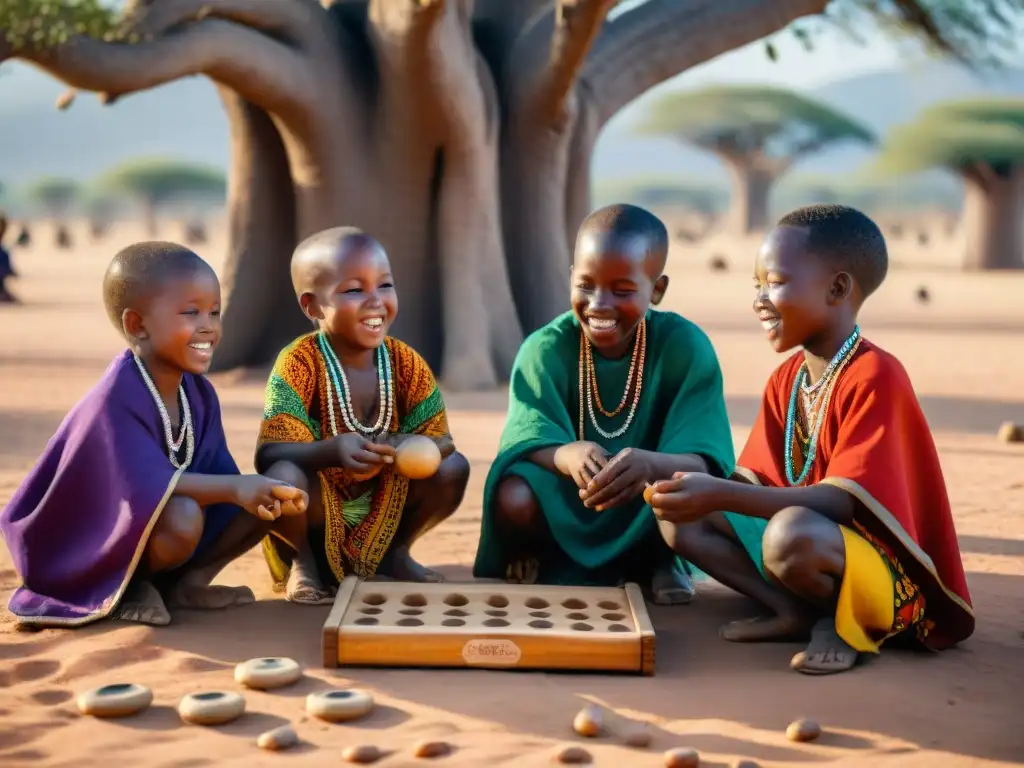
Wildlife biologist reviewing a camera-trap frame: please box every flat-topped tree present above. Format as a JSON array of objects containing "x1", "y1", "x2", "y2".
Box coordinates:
[
  {"x1": 636, "y1": 86, "x2": 875, "y2": 233},
  {"x1": 870, "y1": 99, "x2": 1024, "y2": 270},
  {"x1": 98, "y1": 159, "x2": 227, "y2": 236},
  {"x1": 25, "y1": 176, "x2": 80, "y2": 224},
  {"x1": 0, "y1": 0, "x2": 1016, "y2": 386}
]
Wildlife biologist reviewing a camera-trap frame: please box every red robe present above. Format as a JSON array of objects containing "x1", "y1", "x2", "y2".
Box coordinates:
[{"x1": 736, "y1": 340, "x2": 974, "y2": 650}]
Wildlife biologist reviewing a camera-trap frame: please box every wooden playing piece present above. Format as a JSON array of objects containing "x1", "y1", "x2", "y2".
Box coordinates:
[
  {"x1": 178, "y1": 691, "x2": 245, "y2": 725},
  {"x1": 394, "y1": 435, "x2": 442, "y2": 479},
  {"x1": 257, "y1": 724, "x2": 299, "y2": 751},
  {"x1": 306, "y1": 689, "x2": 375, "y2": 722},
  {"x1": 322, "y1": 577, "x2": 656, "y2": 675},
  {"x1": 785, "y1": 718, "x2": 821, "y2": 743},
  {"x1": 412, "y1": 740, "x2": 452, "y2": 758},
  {"x1": 77, "y1": 683, "x2": 153, "y2": 718},
  {"x1": 572, "y1": 705, "x2": 603, "y2": 737},
  {"x1": 663, "y1": 747, "x2": 700, "y2": 768},
  {"x1": 234, "y1": 657, "x2": 302, "y2": 690}
]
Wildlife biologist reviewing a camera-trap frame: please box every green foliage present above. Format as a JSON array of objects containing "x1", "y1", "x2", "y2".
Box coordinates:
[
  {"x1": 593, "y1": 175, "x2": 729, "y2": 213},
  {"x1": 0, "y1": 0, "x2": 128, "y2": 51},
  {"x1": 26, "y1": 176, "x2": 79, "y2": 211},
  {"x1": 635, "y1": 85, "x2": 875, "y2": 160},
  {"x1": 97, "y1": 159, "x2": 228, "y2": 205},
  {"x1": 769, "y1": 0, "x2": 1021, "y2": 68},
  {"x1": 868, "y1": 98, "x2": 1024, "y2": 177}
]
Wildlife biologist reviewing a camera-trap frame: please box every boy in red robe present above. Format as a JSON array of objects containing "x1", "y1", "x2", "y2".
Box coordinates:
[{"x1": 648, "y1": 204, "x2": 974, "y2": 675}]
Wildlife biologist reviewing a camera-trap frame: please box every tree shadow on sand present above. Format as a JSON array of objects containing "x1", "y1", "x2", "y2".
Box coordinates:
[{"x1": 106, "y1": 569, "x2": 1024, "y2": 765}]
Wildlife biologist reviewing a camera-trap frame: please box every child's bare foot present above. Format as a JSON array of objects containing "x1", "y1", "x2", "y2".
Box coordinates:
[
  {"x1": 720, "y1": 612, "x2": 813, "y2": 642},
  {"x1": 651, "y1": 563, "x2": 696, "y2": 605},
  {"x1": 110, "y1": 580, "x2": 171, "y2": 626},
  {"x1": 790, "y1": 617, "x2": 859, "y2": 674},
  {"x1": 286, "y1": 561, "x2": 333, "y2": 605},
  {"x1": 168, "y1": 574, "x2": 255, "y2": 610},
  {"x1": 378, "y1": 548, "x2": 444, "y2": 583},
  {"x1": 505, "y1": 556, "x2": 539, "y2": 585}
]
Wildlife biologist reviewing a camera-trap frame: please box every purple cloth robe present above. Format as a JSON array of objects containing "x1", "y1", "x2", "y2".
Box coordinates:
[{"x1": 0, "y1": 349, "x2": 242, "y2": 627}]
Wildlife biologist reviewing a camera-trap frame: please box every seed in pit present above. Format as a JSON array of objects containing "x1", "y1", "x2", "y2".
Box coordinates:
[
  {"x1": 412, "y1": 740, "x2": 452, "y2": 758},
  {"x1": 572, "y1": 704, "x2": 602, "y2": 737},
  {"x1": 623, "y1": 724, "x2": 652, "y2": 748},
  {"x1": 785, "y1": 718, "x2": 821, "y2": 743},
  {"x1": 553, "y1": 745, "x2": 592, "y2": 764},
  {"x1": 342, "y1": 744, "x2": 382, "y2": 764},
  {"x1": 663, "y1": 747, "x2": 700, "y2": 768}
]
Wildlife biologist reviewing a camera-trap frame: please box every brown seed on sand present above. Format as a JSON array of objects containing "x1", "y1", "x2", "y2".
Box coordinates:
[
  {"x1": 413, "y1": 740, "x2": 452, "y2": 758},
  {"x1": 623, "y1": 725, "x2": 653, "y2": 748},
  {"x1": 553, "y1": 745, "x2": 592, "y2": 764},
  {"x1": 663, "y1": 747, "x2": 700, "y2": 768},
  {"x1": 785, "y1": 718, "x2": 822, "y2": 743},
  {"x1": 997, "y1": 421, "x2": 1023, "y2": 444},
  {"x1": 732, "y1": 761, "x2": 761, "y2": 768},
  {"x1": 572, "y1": 704, "x2": 603, "y2": 737},
  {"x1": 257, "y1": 725, "x2": 298, "y2": 751},
  {"x1": 342, "y1": 745, "x2": 382, "y2": 764}
]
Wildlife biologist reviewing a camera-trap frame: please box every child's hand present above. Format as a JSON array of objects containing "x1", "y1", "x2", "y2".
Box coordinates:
[
  {"x1": 647, "y1": 472, "x2": 722, "y2": 524},
  {"x1": 334, "y1": 433, "x2": 397, "y2": 482},
  {"x1": 233, "y1": 475, "x2": 308, "y2": 520},
  {"x1": 580, "y1": 447, "x2": 652, "y2": 511},
  {"x1": 554, "y1": 441, "x2": 611, "y2": 490}
]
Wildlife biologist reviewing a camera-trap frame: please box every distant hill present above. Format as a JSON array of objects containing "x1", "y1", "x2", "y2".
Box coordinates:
[{"x1": 1, "y1": 59, "x2": 1022, "y2": 195}]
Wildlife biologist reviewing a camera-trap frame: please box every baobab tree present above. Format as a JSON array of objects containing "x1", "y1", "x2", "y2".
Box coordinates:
[
  {"x1": 0, "y1": 1, "x2": 1017, "y2": 387},
  {"x1": 635, "y1": 86, "x2": 874, "y2": 233},
  {"x1": 871, "y1": 98, "x2": 1024, "y2": 270}
]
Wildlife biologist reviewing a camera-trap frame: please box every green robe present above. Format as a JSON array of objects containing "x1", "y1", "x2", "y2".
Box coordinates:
[{"x1": 473, "y1": 309, "x2": 736, "y2": 585}]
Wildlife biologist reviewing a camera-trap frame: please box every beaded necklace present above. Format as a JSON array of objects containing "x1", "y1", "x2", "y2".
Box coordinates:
[
  {"x1": 316, "y1": 332, "x2": 394, "y2": 440},
  {"x1": 133, "y1": 354, "x2": 195, "y2": 470},
  {"x1": 577, "y1": 318, "x2": 646, "y2": 440},
  {"x1": 783, "y1": 325, "x2": 862, "y2": 485}
]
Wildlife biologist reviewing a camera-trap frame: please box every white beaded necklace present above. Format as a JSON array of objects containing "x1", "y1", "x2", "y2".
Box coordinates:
[
  {"x1": 317, "y1": 332, "x2": 394, "y2": 439},
  {"x1": 133, "y1": 354, "x2": 194, "y2": 470}
]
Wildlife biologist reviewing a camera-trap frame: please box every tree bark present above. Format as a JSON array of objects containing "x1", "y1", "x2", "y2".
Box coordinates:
[
  {"x1": 724, "y1": 162, "x2": 776, "y2": 234},
  {"x1": 961, "y1": 167, "x2": 1024, "y2": 270}
]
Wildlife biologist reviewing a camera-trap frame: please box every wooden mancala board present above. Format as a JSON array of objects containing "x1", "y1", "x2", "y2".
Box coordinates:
[{"x1": 321, "y1": 576, "x2": 656, "y2": 675}]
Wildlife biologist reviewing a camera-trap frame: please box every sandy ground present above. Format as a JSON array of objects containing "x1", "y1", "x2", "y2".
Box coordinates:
[{"x1": 1, "y1": 221, "x2": 1022, "y2": 767}]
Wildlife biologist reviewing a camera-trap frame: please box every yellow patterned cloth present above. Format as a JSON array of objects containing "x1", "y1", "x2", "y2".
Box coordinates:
[{"x1": 258, "y1": 332, "x2": 449, "y2": 585}]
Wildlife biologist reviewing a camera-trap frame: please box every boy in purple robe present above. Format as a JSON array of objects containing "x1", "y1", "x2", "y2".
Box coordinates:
[{"x1": 0, "y1": 242, "x2": 309, "y2": 628}]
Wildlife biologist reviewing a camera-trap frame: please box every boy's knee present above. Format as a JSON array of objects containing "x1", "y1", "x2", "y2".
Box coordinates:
[
  {"x1": 437, "y1": 451, "x2": 471, "y2": 493},
  {"x1": 494, "y1": 475, "x2": 540, "y2": 532},
  {"x1": 149, "y1": 496, "x2": 204, "y2": 570},
  {"x1": 263, "y1": 460, "x2": 311, "y2": 491},
  {"x1": 762, "y1": 506, "x2": 836, "y2": 582},
  {"x1": 657, "y1": 517, "x2": 709, "y2": 556}
]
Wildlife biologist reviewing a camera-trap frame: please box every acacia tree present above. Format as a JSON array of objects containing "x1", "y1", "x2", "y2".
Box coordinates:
[
  {"x1": 26, "y1": 176, "x2": 79, "y2": 224},
  {"x1": 98, "y1": 158, "x2": 227, "y2": 235},
  {"x1": 871, "y1": 98, "x2": 1024, "y2": 270},
  {"x1": 635, "y1": 86, "x2": 874, "y2": 233},
  {"x1": 0, "y1": 0, "x2": 1016, "y2": 386}
]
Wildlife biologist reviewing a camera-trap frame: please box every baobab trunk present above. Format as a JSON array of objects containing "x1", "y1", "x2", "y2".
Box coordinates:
[
  {"x1": 725, "y1": 163, "x2": 775, "y2": 234},
  {"x1": 962, "y1": 170, "x2": 1024, "y2": 270}
]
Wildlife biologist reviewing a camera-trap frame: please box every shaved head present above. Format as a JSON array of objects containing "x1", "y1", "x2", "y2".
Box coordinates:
[
  {"x1": 575, "y1": 203, "x2": 669, "y2": 278},
  {"x1": 291, "y1": 226, "x2": 386, "y2": 296},
  {"x1": 102, "y1": 241, "x2": 215, "y2": 335}
]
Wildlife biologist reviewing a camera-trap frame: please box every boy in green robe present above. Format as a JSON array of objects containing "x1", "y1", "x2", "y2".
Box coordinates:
[{"x1": 472, "y1": 204, "x2": 735, "y2": 601}]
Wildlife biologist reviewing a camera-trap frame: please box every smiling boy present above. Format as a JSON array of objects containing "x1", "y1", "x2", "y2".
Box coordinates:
[
  {"x1": 649, "y1": 204, "x2": 974, "y2": 674},
  {"x1": 473, "y1": 204, "x2": 734, "y2": 599},
  {"x1": 1, "y1": 242, "x2": 307, "y2": 628},
  {"x1": 257, "y1": 227, "x2": 469, "y2": 603}
]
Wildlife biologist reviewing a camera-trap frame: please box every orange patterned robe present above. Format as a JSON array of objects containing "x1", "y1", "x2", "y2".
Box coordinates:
[{"x1": 257, "y1": 333, "x2": 449, "y2": 585}]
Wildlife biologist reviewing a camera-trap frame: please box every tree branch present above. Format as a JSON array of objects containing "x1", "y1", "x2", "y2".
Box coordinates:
[
  {"x1": 538, "y1": 0, "x2": 617, "y2": 123},
  {"x1": 126, "y1": 0, "x2": 326, "y2": 48},
  {"x1": 7, "y1": 20, "x2": 317, "y2": 118},
  {"x1": 584, "y1": 0, "x2": 829, "y2": 126}
]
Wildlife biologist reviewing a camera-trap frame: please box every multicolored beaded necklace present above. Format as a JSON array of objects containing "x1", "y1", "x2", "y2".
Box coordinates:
[
  {"x1": 577, "y1": 318, "x2": 647, "y2": 440},
  {"x1": 316, "y1": 331, "x2": 394, "y2": 440},
  {"x1": 783, "y1": 325, "x2": 862, "y2": 486}
]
